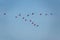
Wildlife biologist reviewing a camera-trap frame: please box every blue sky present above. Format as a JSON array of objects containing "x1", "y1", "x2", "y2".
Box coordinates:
[{"x1": 0, "y1": 0, "x2": 60, "y2": 40}]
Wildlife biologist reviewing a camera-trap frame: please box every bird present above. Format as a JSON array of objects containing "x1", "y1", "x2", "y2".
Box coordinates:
[
  {"x1": 22, "y1": 17, "x2": 25, "y2": 19},
  {"x1": 30, "y1": 20, "x2": 32, "y2": 22},
  {"x1": 15, "y1": 16, "x2": 18, "y2": 18},
  {"x1": 25, "y1": 19, "x2": 27, "y2": 21},
  {"x1": 37, "y1": 25, "x2": 39, "y2": 27},
  {"x1": 4, "y1": 13, "x2": 6, "y2": 15},
  {"x1": 32, "y1": 22, "x2": 34, "y2": 24},
  {"x1": 19, "y1": 14, "x2": 21, "y2": 16},
  {"x1": 32, "y1": 13, "x2": 34, "y2": 15},
  {"x1": 50, "y1": 13, "x2": 53, "y2": 15},
  {"x1": 27, "y1": 14, "x2": 29, "y2": 16},
  {"x1": 34, "y1": 24, "x2": 36, "y2": 26},
  {"x1": 40, "y1": 13, "x2": 42, "y2": 15},
  {"x1": 45, "y1": 13, "x2": 48, "y2": 16}
]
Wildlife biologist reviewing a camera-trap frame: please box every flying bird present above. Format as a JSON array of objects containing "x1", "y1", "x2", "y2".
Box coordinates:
[
  {"x1": 4, "y1": 13, "x2": 6, "y2": 15},
  {"x1": 27, "y1": 14, "x2": 29, "y2": 16},
  {"x1": 32, "y1": 13, "x2": 34, "y2": 15},
  {"x1": 19, "y1": 14, "x2": 21, "y2": 16},
  {"x1": 15, "y1": 16, "x2": 18, "y2": 18}
]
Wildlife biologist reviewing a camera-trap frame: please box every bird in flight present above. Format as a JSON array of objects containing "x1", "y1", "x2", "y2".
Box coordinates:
[
  {"x1": 4, "y1": 13, "x2": 6, "y2": 15},
  {"x1": 32, "y1": 13, "x2": 34, "y2": 15}
]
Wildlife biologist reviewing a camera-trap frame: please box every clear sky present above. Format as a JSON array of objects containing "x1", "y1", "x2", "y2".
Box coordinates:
[{"x1": 0, "y1": 0, "x2": 60, "y2": 40}]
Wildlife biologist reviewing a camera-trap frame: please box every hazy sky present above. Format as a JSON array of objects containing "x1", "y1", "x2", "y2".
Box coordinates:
[{"x1": 0, "y1": 0, "x2": 60, "y2": 40}]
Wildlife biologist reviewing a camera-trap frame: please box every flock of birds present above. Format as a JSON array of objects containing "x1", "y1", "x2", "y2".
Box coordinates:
[
  {"x1": 15, "y1": 12, "x2": 53, "y2": 27},
  {"x1": 1, "y1": 12, "x2": 53, "y2": 27}
]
